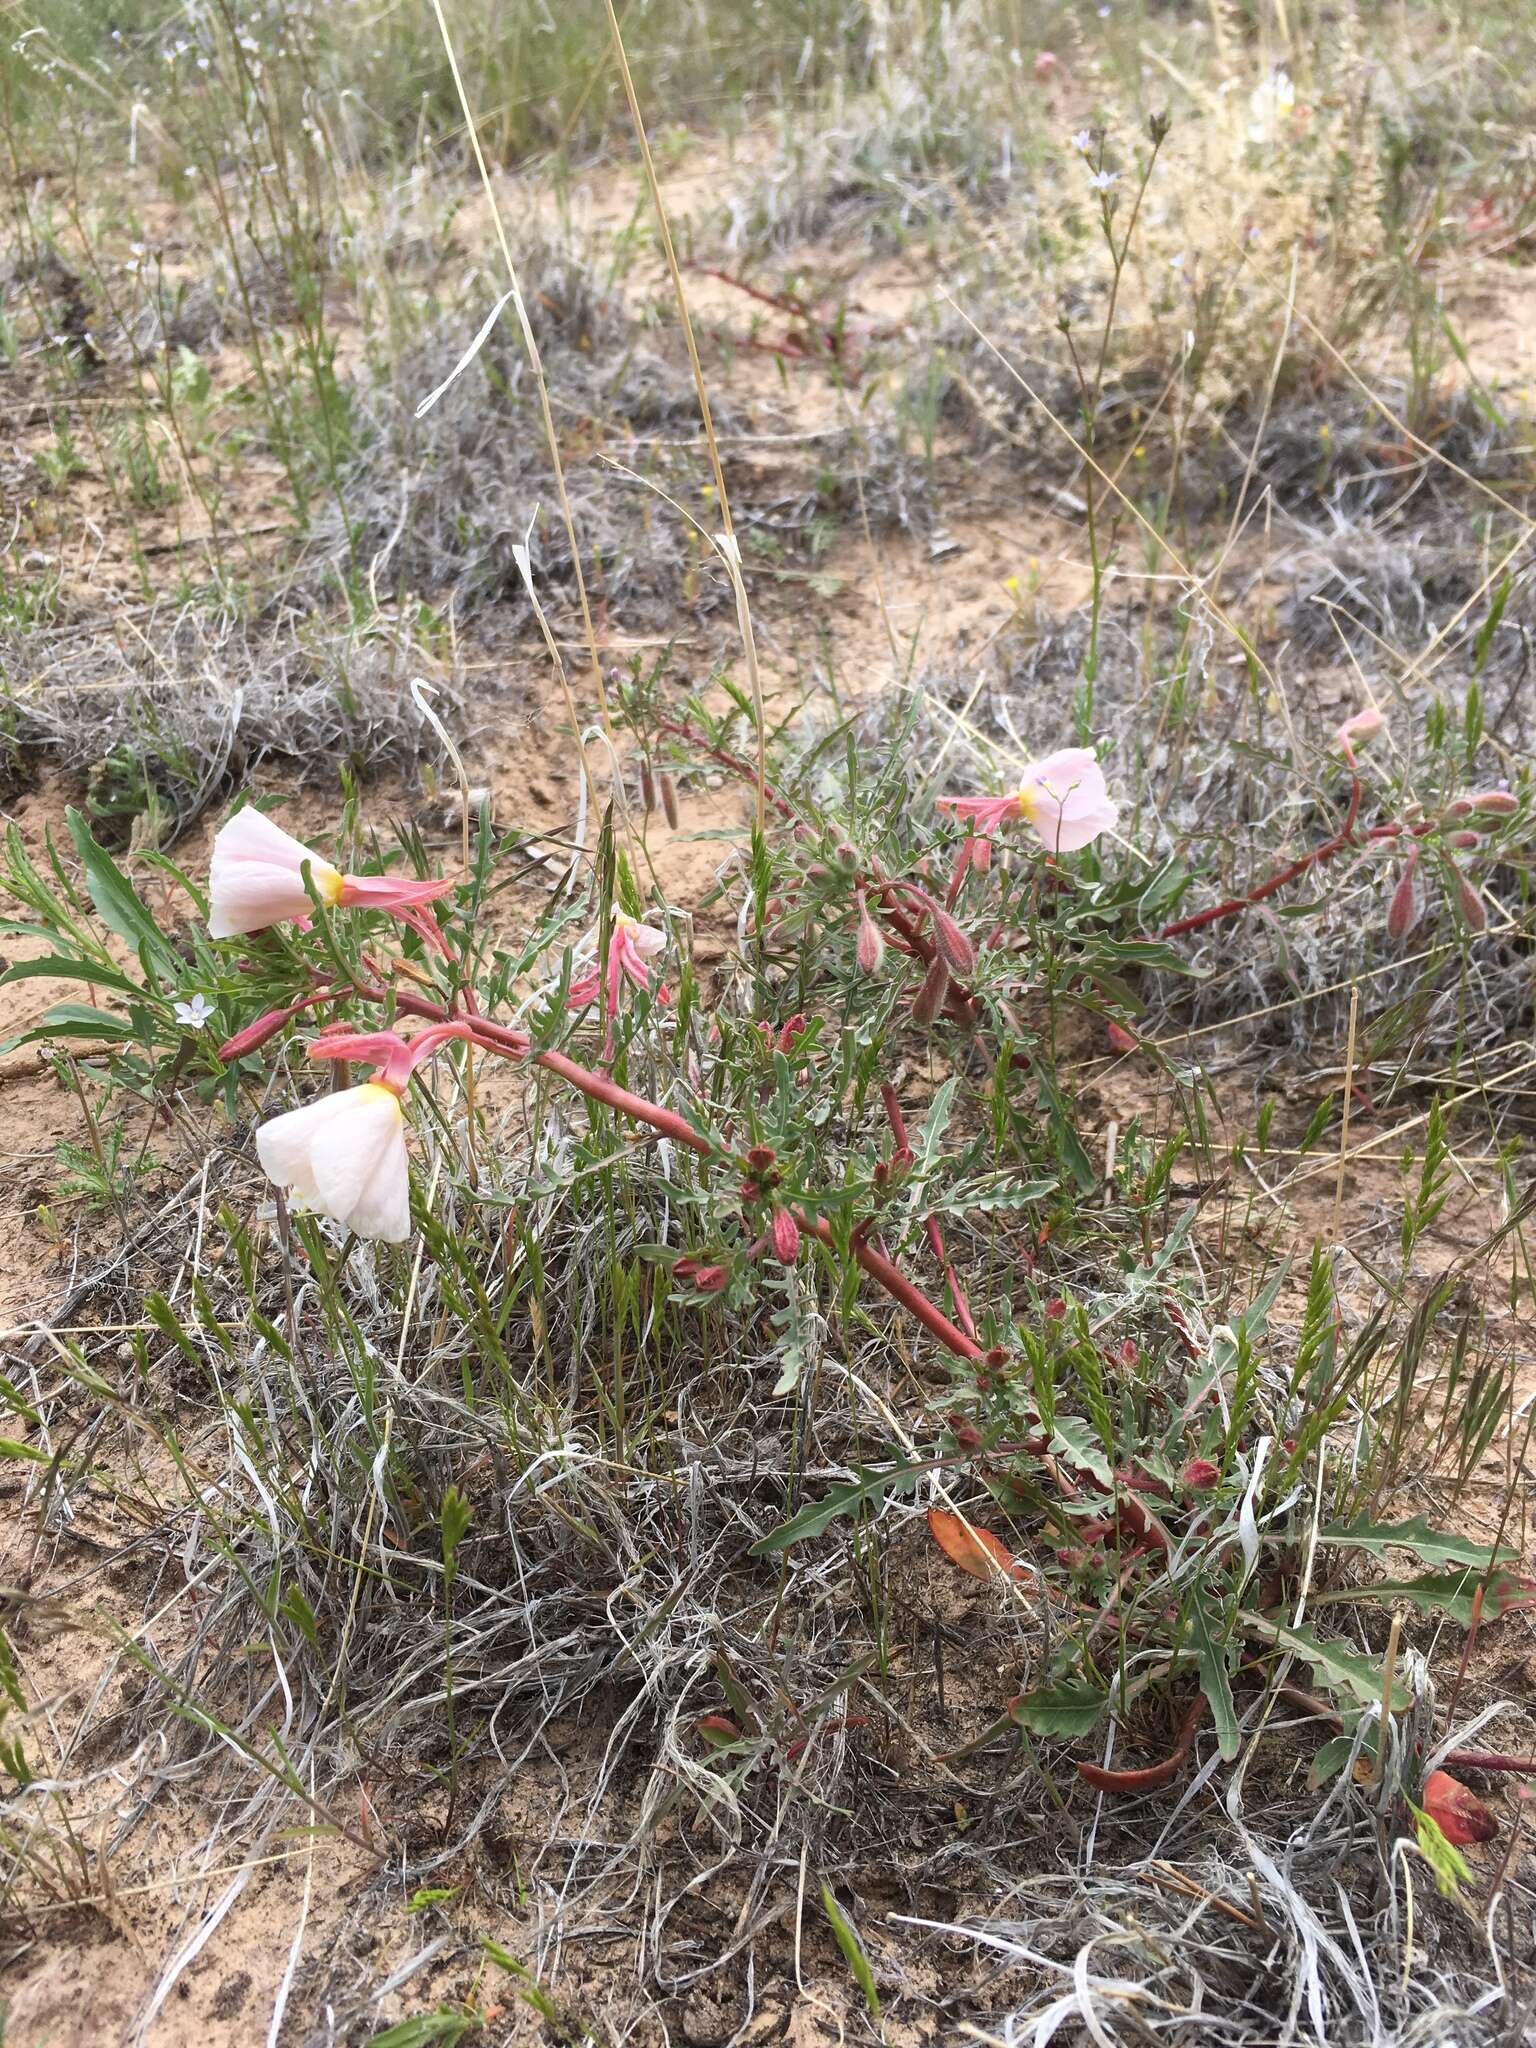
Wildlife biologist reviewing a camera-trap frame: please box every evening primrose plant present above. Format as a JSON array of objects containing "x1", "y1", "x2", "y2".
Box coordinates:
[{"x1": 2, "y1": 681, "x2": 1528, "y2": 1848}]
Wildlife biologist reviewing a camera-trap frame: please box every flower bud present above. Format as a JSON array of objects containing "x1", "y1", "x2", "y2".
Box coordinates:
[
  {"x1": 1457, "y1": 874, "x2": 1488, "y2": 932},
  {"x1": 1385, "y1": 852, "x2": 1419, "y2": 942},
  {"x1": 1446, "y1": 829, "x2": 1480, "y2": 849},
  {"x1": 217, "y1": 1006, "x2": 296, "y2": 1061},
  {"x1": 771, "y1": 1208, "x2": 801, "y2": 1262},
  {"x1": 1106, "y1": 1021, "x2": 1138, "y2": 1052},
  {"x1": 911, "y1": 957, "x2": 949, "y2": 1025},
  {"x1": 659, "y1": 773, "x2": 680, "y2": 829},
  {"x1": 746, "y1": 1144, "x2": 777, "y2": 1173},
  {"x1": 931, "y1": 906, "x2": 976, "y2": 978},
  {"x1": 1466, "y1": 788, "x2": 1518, "y2": 816},
  {"x1": 1182, "y1": 1458, "x2": 1220, "y2": 1490},
  {"x1": 1334, "y1": 706, "x2": 1386, "y2": 763},
  {"x1": 639, "y1": 760, "x2": 657, "y2": 814},
  {"x1": 856, "y1": 905, "x2": 886, "y2": 974},
  {"x1": 693, "y1": 1264, "x2": 728, "y2": 1292},
  {"x1": 1033, "y1": 49, "x2": 1057, "y2": 81}
]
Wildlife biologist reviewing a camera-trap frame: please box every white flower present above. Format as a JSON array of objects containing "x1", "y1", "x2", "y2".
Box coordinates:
[
  {"x1": 173, "y1": 993, "x2": 216, "y2": 1030},
  {"x1": 1247, "y1": 67, "x2": 1296, "y2": 144},
  {"x1": 256, "y1": 1083, "x2": 411, "y2": 1242},
  {"x1": 1071, "y1": 128, "x2": 1094, "y2": 154},
  {"x1": 1087, "y1": 168, "x2": 1120, "y2": 192}
]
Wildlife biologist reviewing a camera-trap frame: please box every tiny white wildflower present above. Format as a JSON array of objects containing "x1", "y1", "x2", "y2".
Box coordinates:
[
  {"x1": 174, "y1": 993, "x2": 216, "y2": 1030},
  {"x1": 1071, "y1": 128, "x2": 1094, "y2": 154},
  {"x1": 1086, "y1": 168, "x2": 1120, "y2": 192}
]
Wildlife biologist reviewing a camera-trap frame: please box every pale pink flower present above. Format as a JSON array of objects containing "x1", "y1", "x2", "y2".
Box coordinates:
[
  {"x1": 208, "y1": 807, "x2": 452, "y2": 948},
  {"x1": 1334, "y1": 706, "x2": 1386, "y2": 766},
  {"x1": 253, "y1": 1021, "x2": 484, "y2": 1242},
  {"x1": 567, "y1": 911, "x2": 669, "y2": 1025},
  {"x1": 257, "y1": 1083, "x2": 413, "y2": 1241},
  {"x1": 939, "y1": 746, "x2": 1118, "y2": 853}
]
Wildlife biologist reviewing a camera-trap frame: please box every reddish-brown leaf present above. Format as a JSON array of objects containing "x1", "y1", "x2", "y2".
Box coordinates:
[
  {"x1": 1423, "y1": 1769, "x2": 1498, "y2": 1846},
  {"x1": 927, "y1": 1506, "x2": 1023, "y2": 1582}
]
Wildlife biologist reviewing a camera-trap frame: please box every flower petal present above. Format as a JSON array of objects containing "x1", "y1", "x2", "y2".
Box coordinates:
[{"x1": 308, "y1": 1085, "x2": 411, "y2": 1241}]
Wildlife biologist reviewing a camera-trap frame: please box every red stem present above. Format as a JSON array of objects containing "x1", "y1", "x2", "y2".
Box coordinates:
[
  {"x1": 365, "y1": 984, "x2": 984, "y2": 1362},
  {"x1": 1160, "y1": 776, "x2": 1363, "y2": 940}
]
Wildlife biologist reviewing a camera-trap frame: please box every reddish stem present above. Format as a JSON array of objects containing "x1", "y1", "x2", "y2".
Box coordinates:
[
  {"x1": 361, "y1": 984, "x2": 984, "y2": 1362},
  {"x1": 1160, "y1": 776, "x2": 1363, "y2": 940}
]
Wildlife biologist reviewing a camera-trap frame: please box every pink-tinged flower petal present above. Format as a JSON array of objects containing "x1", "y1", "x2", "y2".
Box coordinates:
[
  {"x1": 1335, "y1": 706, "x2": 1386, "y2": 753},
  {"x1": 1017, "y1": 747, "x2": 1119, "y2": 852},
  {"x1": 256, "y1": 1082, "x2": 411, "y2": 1241},
  {"x1": 208, "y1": 808, "x2": 343, "y2": 938},
  {"x1": 337, "y1": 874, "x2": 453, "y2": 910},
  {"x1": 937, "y1": 793, "x2": 1022, "y2": 837}
]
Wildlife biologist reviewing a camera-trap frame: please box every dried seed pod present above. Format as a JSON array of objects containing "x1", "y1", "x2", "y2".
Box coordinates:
[
  {"x1": 659, "y1": 772, "x2": 680, "y2": 829},
  {"x1": 639, "y1": 760, "x2": 657, "y2": 814}
]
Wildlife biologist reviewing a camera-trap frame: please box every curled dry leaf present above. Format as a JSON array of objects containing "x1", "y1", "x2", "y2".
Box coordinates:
[{"x1": 927, "y1": 1505, "x2": 1025, "y2": 1582}]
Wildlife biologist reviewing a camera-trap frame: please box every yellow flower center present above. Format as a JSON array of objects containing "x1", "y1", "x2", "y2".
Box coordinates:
[
  {"x1": 314, "y1": 862, "x2": 345, "y2": 906},
  {"x1": 358, "y1": 1080, "x2": 405, "y2": 1111}
]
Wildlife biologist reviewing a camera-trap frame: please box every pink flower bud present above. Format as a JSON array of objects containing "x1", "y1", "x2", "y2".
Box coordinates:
[
  {"x1": 967, "y1": 833, "x2": 991, "y2": 874},
  {"x1": 1446, "y1": 829, "x2": 1480, "y2": 849},
  {"x1": 931, "y1": 906, "x2": 976, "y2": 978},
  {"x1": 1457, "y1": 874, "x2": 1488, "y2": 931},
  {"x1": 1033, "y1": 49, "x2": 1058, "y2": 80},
  {"x1": 639, "y1": 761, "x2": 657, "y2": 814},
  {"x1": 1386, "y1": 851, "x2": 1420, "y2": 942},
  {"x1": 1334, "y1": 706, "x2": 1386, "y2": 763},
  {"x1": 911, "y1": 957, "x2": 950, "y2": 1025},
  {"x1": 856, "y1": 905, "x2": 886, "y2": 974},
  {"x1": 693, "y1": 1264, "x2": 728, "y2": 1292},
  {"x1": 1466, "y1": 789, "x2": 1518, "y2": 816},
  {"x1": 1182, "y1": 1458, "x2": 1220, "y2": 1490},
  {"x1": 1106, "y1": 1021, "x2": 1138, "y2": 1053},
  {"x1": 217, "y1": 1006, "x2": 296, "y2": 1061},
  {"x1": 771, "y1": 1209, "x2": 801, "y2": 1262}
]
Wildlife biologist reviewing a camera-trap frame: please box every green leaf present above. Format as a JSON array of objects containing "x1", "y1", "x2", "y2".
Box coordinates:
[
  {"x1": 1009, "y1": 1681, "x2": 1109, "y2": 1738},
  {"x1": 820, "y1": 1885, "x2": 881, "y2": 2023},
  {"x1": 64, "y1": 809, "x2": 173, "y2": 968},
  {"x1": 750, "y1": 1459, "x2": 926, "y2": 1554},
  {"x1": 1243, "y1": 1613, "x2": 1408, "y2": 1713},
  {"x1": 1191, "y1": 1579, "x2": 1240, "y2": 1760},
  {"x1": 440, "y1": 1485, "x2": 472, "y2": 1581},
  {"x1": 1308, "y1": 1734, "x2": 1360, "y2": 1790},
  {"x1": 278, "y1": 1585, "x2": 319, "y2": 1644},
  {"x1": 1317, "y1": 1515, "x2": 1513, "y2": 1572},
  {"x1": 0, "y1": 1001, "x2": 139, "y2": 1055},
  {"x1": 0, "y1": 1437, "x2": 49, "y2": 1464},
  {"x1": 367, "y1": 2015, "x2": 477, "y2": 2048},
  {"x1": 1049, "y1": 1415, "x2": 1114, "y2": 1491},
  {"x1": 1313, "y1": 1568, "x2": 1532, "y2": 1628},
  {"x1": 1410, "y1": 1805, "x2": 1472, "y2": 1900},
  {"x1": 0, "y1": 956, "x2": 142, "y2": 996}
]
